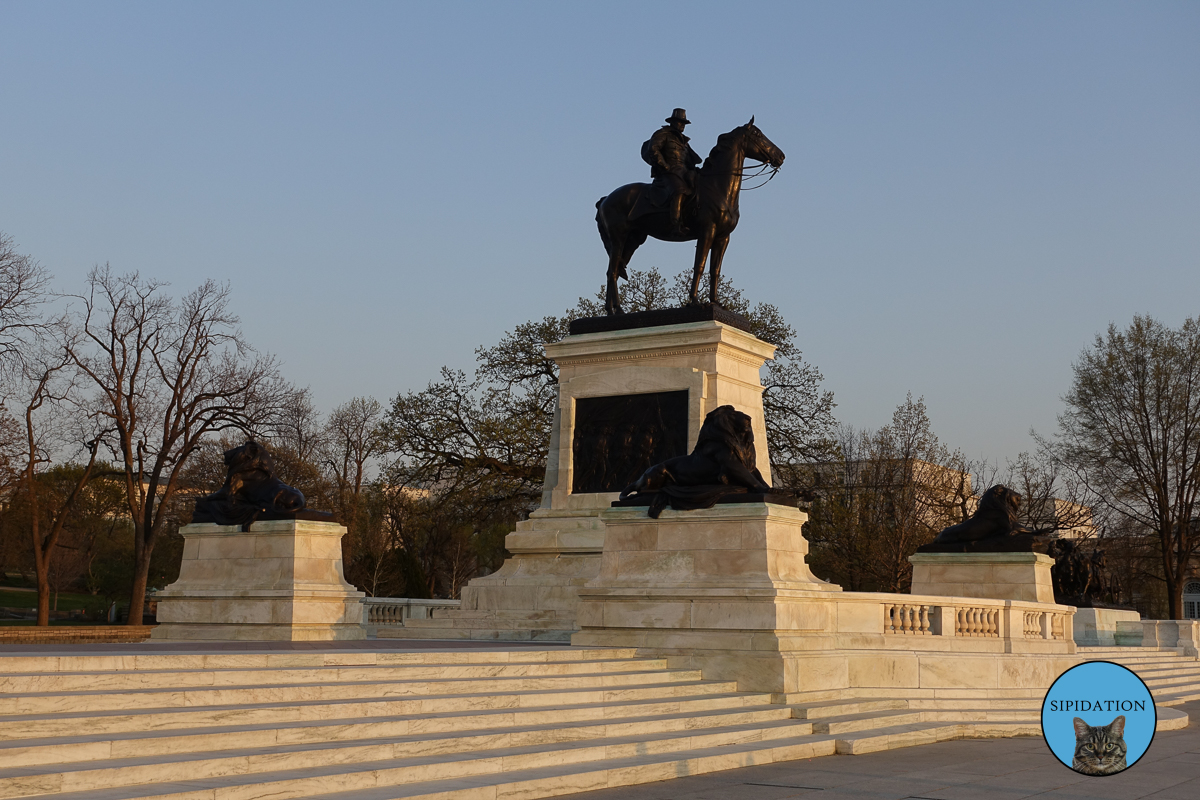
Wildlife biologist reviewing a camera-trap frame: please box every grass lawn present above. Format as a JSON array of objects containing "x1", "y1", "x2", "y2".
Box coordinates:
[{"x1": 0, "y1": 588, "x2": 113, "y2": 617}]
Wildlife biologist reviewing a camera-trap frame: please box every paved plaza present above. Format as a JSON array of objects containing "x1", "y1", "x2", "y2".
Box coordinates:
[{"x1": 561, "y1": 700, "x2": 1200, "y2": 800}]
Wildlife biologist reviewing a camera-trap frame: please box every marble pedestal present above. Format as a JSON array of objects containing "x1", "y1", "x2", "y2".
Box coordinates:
[
  {"x1": 153, "y1": 519, "x2": 365, "y2": 641},
  {"x1": 909, "y1": 551, "x2": 1056, "y2": 604},
  {"x1": 573, "y1": 504, "x2": 1076, "y2": 697},
  {"x1": 573, "y1": 503, "x2": 845, "y2": 692},
  {"x1": 388, "y1": 318, "x2": 779, "y2": 641},
  {"x1": 1072, "y1": 607, "x2": 1143, "y2": 646}
]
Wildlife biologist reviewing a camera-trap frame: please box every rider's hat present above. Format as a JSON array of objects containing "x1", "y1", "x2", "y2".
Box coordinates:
[{"x1": 665, "y1": 108, "x2": 691, "y2": 125}]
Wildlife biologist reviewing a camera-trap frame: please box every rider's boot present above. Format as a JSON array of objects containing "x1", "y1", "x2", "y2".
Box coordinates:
[{"x1": 668, "y1": 194, "x2": 684, "y2": 235}]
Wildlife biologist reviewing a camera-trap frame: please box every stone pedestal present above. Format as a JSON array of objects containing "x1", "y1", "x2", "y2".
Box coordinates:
[
  {"x1": 153, "y1": 519, "x2": 365, "y2": 641},
  {"x1": 573, "y1": 504, "x2": 1076, "y2": 696},
  {"x1": 573, "y1": 503, "x2": 845, "y2": 692},
  {"x1": 1072, "y1": 607, "x2": 1143, "y2": 646},
  {"x1": 389, "y1": 318, "x2": 778, "y2": 641},
  {"x1": 909, "y1": 551, "x2": 1056, "y2": 604}
]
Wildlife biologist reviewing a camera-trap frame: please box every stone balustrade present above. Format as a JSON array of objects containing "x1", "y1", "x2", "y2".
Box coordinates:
[
  {"x1": 362, "y1": 597, "x2": 461, "y2": 627},
  {"x1": 872, "y1": 594, "x2": 1071, "y2": 645}
]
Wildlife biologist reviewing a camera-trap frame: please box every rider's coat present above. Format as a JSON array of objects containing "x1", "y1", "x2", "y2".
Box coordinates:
[{"x1": 641, "y1": 126, "x2": 702, "y2": 205}]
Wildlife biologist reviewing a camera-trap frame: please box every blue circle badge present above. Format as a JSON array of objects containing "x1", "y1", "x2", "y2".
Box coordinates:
[{"x1": 1041, "y1": 661, "x2": 1156, "y2": 776}]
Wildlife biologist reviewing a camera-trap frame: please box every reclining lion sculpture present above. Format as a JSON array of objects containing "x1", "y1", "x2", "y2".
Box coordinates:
[
  {"x1": 619, "y1": 405, "x2": 774, "y2": 518},
  {"x1": 931, "y1": 484, "x2": 1032, "y2": 544},
  {"x1": 191, "y1": 440, "x2": 314, "y2": 527}
]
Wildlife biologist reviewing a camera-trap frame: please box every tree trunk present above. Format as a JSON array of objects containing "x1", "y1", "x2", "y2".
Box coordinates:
[
  {"x1": 35, "y1": 562, "x2": 50, "y2": 626},
  {"x1": 127, "y1": 550, "x2": 151, "y2": 626}
]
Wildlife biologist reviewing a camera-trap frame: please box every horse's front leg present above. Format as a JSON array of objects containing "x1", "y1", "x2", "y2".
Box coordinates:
[
  {"x1": 689, "y1": 227, "x2": 716, "y2": 305},
  {"x1": 709, "y1": 235, "x2": 731, "y2": 305}
]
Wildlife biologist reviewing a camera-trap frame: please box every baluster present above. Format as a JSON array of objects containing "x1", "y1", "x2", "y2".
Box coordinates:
[{"x1": 919, "y1": 605, "x2": 930, "y2": 634}]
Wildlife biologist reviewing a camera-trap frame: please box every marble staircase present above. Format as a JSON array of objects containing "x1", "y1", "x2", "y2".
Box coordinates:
[
  {"x1": 0, "y1": 645, "x2": 1194, "y2": 800},
  {"x1": 779, "y1": 645, "x2": 1199, "y2": 755}
]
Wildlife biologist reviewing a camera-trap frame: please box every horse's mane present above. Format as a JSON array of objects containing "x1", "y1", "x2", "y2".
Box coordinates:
[{"x1": 701, "y1": 126, "x2": 747, "y2": 171}]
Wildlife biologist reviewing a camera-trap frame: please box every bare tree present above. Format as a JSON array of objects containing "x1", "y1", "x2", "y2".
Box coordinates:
[
  {"x1": 1049, "y1": 315, "x2": 1200, "y2": 619},
  {"x1": 66, "y1": 267, "x2": 289, "y2": 624},
  {"x1": 17, "y1": 336, "x2": 105, "y2": 625},
  {"x1": 325, "y1": 396, "x2": 385, "y2": 522},
  {"x1": 804, "y1": 396, "x2": 970, "y2": 592},
  {"x1": 0, "y1": 233, "x2": 52, "y2": 368}
]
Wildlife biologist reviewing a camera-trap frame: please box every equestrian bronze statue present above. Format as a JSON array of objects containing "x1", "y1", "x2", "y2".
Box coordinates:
[{"x1": 595, "y1": 113, "x2": 785, "y2": 316}]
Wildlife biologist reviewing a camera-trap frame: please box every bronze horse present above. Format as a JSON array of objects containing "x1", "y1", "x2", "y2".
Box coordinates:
[{"x1": 595, "y1": 118, "x2": 785, "y2": 315}]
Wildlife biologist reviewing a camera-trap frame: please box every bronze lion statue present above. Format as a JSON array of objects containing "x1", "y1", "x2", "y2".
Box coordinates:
[
  {"x1": 619, "y1": 405, "x2": 773, "y2": 517},
  {"x1": 192, "y1": 440, "x2": 308, "y2": 526},
  {"x1": 931, "y1": 484, "x2": 1031, "y2": 544}
]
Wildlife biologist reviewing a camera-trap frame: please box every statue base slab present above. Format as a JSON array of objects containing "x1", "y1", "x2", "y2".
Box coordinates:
[
  {"x1": 909, "y1": 551, "x2": 1056, "y2": 604},
  {"x1": 152, "y1": 520, "x2": 365, "y2": 641},
  {"x1": 573, "y1": 504, "x2": 1075, "y2": 696}
]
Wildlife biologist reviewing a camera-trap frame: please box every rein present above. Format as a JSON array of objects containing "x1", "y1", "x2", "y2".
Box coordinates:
[{"x1": 738, "y1": 161, "x2": 781, "y2": 191}]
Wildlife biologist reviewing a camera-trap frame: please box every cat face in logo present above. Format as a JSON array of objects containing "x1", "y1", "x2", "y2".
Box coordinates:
[{"x1": 1072, "y1": 715, "x2": 1127, "y2": 775}]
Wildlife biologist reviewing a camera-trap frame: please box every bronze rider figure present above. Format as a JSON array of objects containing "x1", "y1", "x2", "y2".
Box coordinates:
[{"x1": 641, "y1": 108, "x2": 702, "y2": 235}]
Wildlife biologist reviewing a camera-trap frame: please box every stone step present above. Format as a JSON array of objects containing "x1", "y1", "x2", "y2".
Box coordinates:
[
  {"x1": 0, "y1": 731, "x2": 844, "y2": 800},
  {"x1": 0, "y1": 715, "x2": 817, "y2": 799},
  {"x1": 1137, "y1": 674, "x2": 1200, "y2": 693},
  {"x1": 0, "y1": 648, "x2": 640, "y2": 674},
  {"x1": 833, "y1": 720, "x2": 1041, "y2": 755},
  {"x1": 1158, "y1": 688, "x2": 1200, "y2": 705},
  {"x1": 376, "y1": 627, "x2": 574, "y2": 642},
  {"x1": 0, "y1": 658, "x2": 671, "y2": 694},
  {"x1": 0, "y1": 681, "x2": 754, "y2": 741},
  {"x1": 811, "y1": 710, "x2": 924, "y2": 733},
  {"x1": 1114, "y1": 663, "x2": 1200, "y2": 676},
  {"x1": 904, "y1": 697, "x2": 1039, "y2": 710},
  {"x1": 430, "y1": 610, "x2": 562, "y2": 621},
  {"x1": 0, "y1": 669, "x2": 706, "y2": 715},
  {"x1": 787, "y1": 699, "x2": 908, "y2": 719},
  {"x1": 0, "y1": 700, "x2": 794, "y2": 770}
]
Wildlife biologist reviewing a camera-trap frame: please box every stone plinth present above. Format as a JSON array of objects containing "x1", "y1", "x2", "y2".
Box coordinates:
[
  {"x1": 391, "y1": 319, "x2": 777, "y2": 641},
  {"x1": 1072, "y1": 607, "x2": 1143, "y2": 647},
  {"x1": 544, "y1": 320, "x2": 776, "y2": 510},
  {"x1": 574, "y1": 503, "x2": 1075, "y2": 696},
  {"x1": 153, "y1": 519, "x2": 365, "y2": 641},
  {"x1": 909, "y1": 551, "x2": 1056, "y2": 604}
]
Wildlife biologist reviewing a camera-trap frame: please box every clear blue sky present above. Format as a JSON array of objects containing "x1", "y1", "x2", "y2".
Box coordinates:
[{"x1": 2, "y1": 1, "x2": 1197, "y2": 467}]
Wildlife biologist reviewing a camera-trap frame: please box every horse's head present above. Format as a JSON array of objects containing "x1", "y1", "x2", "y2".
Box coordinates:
[{"x1": 741, "y1": 116, "x2": 785, "y2": 168}]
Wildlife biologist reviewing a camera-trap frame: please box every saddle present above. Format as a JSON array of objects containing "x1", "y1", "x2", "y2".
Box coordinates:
[{"x1": 628, "y1": 183, "x2": 698, "y2": 225}]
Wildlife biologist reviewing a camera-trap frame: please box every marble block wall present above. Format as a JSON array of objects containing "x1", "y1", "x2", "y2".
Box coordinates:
[
  {"x1": 909, "y1": 552, "x2": 1056, "y2": 604},
  {"x1": 153, "y1": 519, "x2": 365, "y2": 641}
]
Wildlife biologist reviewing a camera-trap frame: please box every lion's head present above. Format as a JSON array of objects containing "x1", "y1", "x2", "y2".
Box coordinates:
[
  {"x1": 222, "y1": 440, "x2": 276, "y2": 495},
  {"x1": 696, "y1": 405, "x2": 757, "y2": 470},
  {"x1": 976, "y1": 484, "x2": 1022, "y2": 529}
]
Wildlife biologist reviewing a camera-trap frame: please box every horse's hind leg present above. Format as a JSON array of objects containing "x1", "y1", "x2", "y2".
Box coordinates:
[
  {"x1": 620, "y1": 231, "x2": 647, "y2": 282},
  {"x1": 606, "y1": 249, "x2": 623, "y2": 315},
  {"x1": 689, "y1": 226, "x2": 715, "y2": 305},
  {"x1": 597, "y1": 202, "x2": 624, "y2": 316}
]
